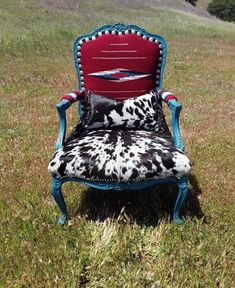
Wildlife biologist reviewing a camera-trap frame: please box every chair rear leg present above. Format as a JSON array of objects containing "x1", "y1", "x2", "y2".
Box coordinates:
[
  {"x1": 173, "y1": 176, "x2": 189, "y2": 224},
  {"x1": 51, "y1": 177, "x2": 68, "y2": 225}
]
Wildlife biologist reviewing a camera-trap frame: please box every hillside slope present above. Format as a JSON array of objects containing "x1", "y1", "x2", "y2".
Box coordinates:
[
  {"x1": 108, "y1": 0, "x2": 213, "y2": 18},
  {"x1": 42, "y1": 0, "x2": 213, "y2": 18}
]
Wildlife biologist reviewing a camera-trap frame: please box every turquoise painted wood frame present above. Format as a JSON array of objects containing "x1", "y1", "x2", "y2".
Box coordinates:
[{"x1": 50, "y1": 24, "x2": 188, "y2": 225}]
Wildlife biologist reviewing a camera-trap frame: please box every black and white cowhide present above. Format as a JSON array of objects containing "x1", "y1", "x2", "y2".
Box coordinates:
[
  {"x1": 84, "y1": 91, "x2": 162, "y2": 131},
  {"x1": 48, "y1": 130, "x2": 191, "y2": 183}
]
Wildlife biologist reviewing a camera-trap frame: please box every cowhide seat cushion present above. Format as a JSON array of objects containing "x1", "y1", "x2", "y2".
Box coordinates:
[{"x1": 48, "y1": 129, "x2": 191, "y2": 183}]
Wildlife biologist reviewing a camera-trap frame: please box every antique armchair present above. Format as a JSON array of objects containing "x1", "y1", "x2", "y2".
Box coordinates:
[{"x1": 48, "y1": 23, "x2": 191, "y2": 225}]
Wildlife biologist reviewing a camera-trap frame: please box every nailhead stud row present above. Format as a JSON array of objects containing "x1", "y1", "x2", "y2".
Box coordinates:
[{"x1": 76, "y1": 29, "x2": 164, "y2": 89}]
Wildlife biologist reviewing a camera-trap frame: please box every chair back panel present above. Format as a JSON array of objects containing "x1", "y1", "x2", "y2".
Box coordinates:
[{"x1": 73, "y1": 24, "x2": 167, "y2": 100}]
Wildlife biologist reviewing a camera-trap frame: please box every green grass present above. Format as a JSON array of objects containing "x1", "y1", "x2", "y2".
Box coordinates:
[{"x1": 0, "y1": 0, "x2": 235, "y2": 287}]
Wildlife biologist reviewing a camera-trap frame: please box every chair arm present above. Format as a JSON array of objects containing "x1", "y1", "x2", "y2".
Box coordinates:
[
  {"x1": 54, "y1": 90, "x2": 84, "y2": 150},
  {"x1": 168, "y1": 99, "x2": 185, "y2": 151},
  {"x1": 55, "y1": 100, "x2": 71, "y2": 150},
  {"x1": 157, "y1": 89, "x2": 185, "y2": 151}
]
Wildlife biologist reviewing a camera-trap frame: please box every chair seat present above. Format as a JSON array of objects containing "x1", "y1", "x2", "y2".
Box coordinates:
[{"x1": 48, "y1": 129, "x2": 191, "y2": 183}]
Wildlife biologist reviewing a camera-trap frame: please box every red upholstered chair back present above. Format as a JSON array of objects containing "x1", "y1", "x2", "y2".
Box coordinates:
[{"x1": 73, "y1": 24, "x2": 167, "y2": 100}]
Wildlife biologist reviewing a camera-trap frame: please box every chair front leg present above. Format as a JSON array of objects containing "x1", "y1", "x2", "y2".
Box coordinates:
[
  {"x1": 173, "y1": 176, "x2": 189, "y2": 224},
  {"x1": 51, "y1": 177, "x2": 68, "y2": 225}
]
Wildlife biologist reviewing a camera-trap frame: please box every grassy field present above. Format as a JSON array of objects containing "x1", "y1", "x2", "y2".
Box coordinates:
[{"x1": 0, "y1": 0, "x2": 235, "y2": 287}]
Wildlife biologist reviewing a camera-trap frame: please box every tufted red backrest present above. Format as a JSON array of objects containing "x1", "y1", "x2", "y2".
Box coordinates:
[{"x1": 73, "y1": 24, "x2": 167, "y2": 100}]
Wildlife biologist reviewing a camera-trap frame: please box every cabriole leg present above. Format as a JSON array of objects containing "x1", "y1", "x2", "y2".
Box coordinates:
[
  {"x1": 173, "y1": 176, "x2": 189, "y2": 224},
  {"x1": 51, "y1": 177, "x2": 68, "y2": 225}
]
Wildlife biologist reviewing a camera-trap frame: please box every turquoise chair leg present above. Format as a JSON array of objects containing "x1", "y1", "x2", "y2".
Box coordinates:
[
  {"x1": 51, "y1": 177, "x2": 68, "y2": 225},
  {"x1": 173, "y1": 176, "x2": 188, "y2": 224}
]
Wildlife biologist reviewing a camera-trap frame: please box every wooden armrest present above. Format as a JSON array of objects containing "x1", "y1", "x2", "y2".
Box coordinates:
[{"x1": 168, "y1": 99, "x2": 185, "y2": 151}]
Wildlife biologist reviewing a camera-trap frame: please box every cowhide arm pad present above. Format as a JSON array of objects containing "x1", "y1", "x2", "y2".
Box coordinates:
[
  {"x1": 61, "y1": 89, "x2": 84, "y2": 104},
  {"x1": 158, "y1": 90, "x2": 178, "y2": 104}
]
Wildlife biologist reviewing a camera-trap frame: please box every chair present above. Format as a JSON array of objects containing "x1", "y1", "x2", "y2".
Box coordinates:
[{"x1": 48, "y1": 23, "x2": 191, "y2": 225}]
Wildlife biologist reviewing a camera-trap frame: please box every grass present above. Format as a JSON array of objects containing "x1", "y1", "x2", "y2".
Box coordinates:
[{"x1": 0, "y1": 0, "x2": 235, "y2": 287}]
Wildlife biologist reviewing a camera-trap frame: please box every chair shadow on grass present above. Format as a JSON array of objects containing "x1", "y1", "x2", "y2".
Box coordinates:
[{"x1": 74, "y1": 173, "x2": 203, "y2": 226}]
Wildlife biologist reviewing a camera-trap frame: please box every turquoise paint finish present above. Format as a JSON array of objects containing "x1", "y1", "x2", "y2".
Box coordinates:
[
  {"x1": 173, "y1": 176, "x2": 188, "y2": 224},
  {"x1": 60, "y1": 176, "x2": 178, "y2": 190},
  {"x1": 51, "y1": 176, "x2": 188, "y2": 225},
  {"x1": 55, "y1": 100, "x2": 70, "y2": 150},
  {"x1": 51, "y1": 24, "x2": 189, "y2": 225},
  {"x1": 168, "y1": 99, "x2": 185, "y2": 151},
  {"x1": 51, "y1": 177, "x2": 68, "y2": 225},
  {"x1": 54, "y1": 99, "x2": 82, "y2": 149}
]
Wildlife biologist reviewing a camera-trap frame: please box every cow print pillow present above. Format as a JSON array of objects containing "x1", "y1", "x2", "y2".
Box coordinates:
[{"x1": 84, "y1": 90, "x2": 163, "y2": 131}]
